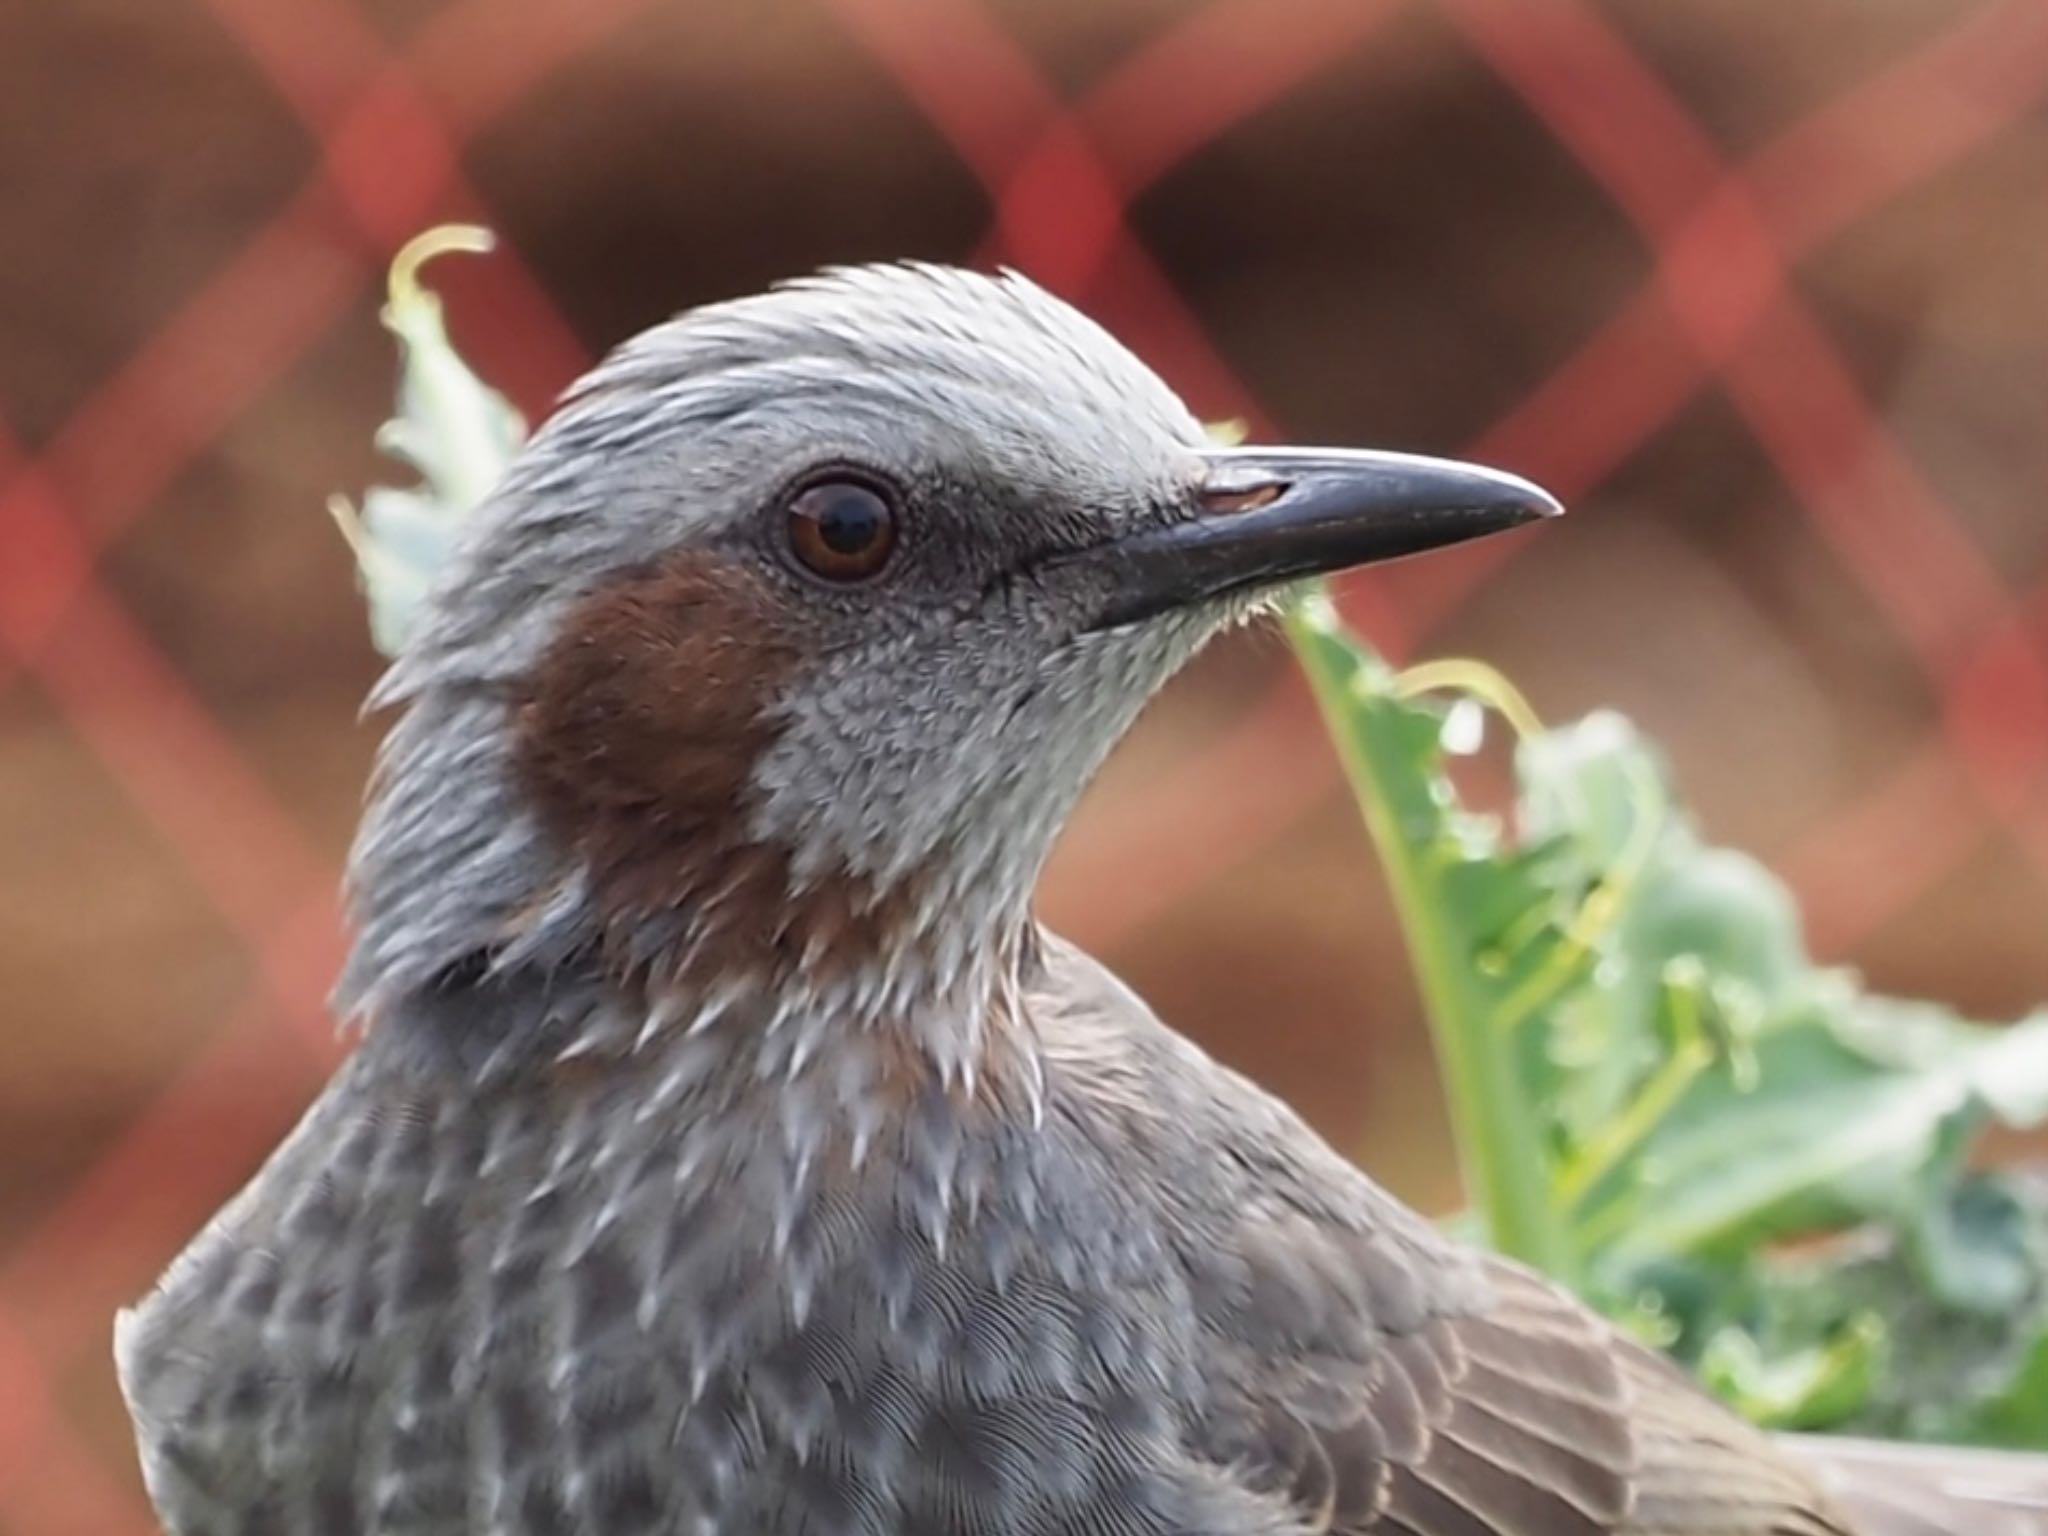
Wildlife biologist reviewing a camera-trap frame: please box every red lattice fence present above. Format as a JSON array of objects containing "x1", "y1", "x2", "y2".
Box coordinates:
[{"x1": 6, "y1": 3, "x2": 2048, "y2": 1529}]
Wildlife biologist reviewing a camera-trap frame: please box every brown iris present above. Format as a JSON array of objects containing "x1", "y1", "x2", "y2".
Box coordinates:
[{"x1": 786, "y1": 477, "x2": 898, "y2": 582}]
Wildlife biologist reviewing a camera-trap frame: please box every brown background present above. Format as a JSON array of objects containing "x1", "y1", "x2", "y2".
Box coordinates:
[{"x1": 6, "y1": 1, "x2": 2048, "y2": 1529}]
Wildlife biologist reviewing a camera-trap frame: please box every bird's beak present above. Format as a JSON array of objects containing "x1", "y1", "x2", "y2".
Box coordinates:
[{"x1": 1077, "y1": 446, "x2": 1562, "y2": 630}]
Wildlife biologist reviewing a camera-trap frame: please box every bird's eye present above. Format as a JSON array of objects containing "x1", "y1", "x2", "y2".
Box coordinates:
[{"x1": 785, "y1": 477, "x2": 899, "y2": 583}]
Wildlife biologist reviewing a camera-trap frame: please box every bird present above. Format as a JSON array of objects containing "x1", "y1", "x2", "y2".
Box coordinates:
[{"x1": 117, "y1": 262, "x2": 2046, "y2": 1536}]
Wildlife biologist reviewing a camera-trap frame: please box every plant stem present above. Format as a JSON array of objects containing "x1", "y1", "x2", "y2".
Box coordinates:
[
  {"x1": 1284, "y1": 596, "x2": 1578, "y2": 1283},
  {"x1": 1555, "y1": 1036, "x2": 1713, "y2": 1209}
]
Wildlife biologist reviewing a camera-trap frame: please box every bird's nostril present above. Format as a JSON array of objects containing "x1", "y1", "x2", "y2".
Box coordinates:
[{"x1": 1197, "y1": 483, "x2": 1286, "y2": 518}]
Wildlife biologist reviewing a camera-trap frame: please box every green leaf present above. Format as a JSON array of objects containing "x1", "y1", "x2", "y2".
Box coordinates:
[
  {"x1": 1698, "y1": 1314, "x2": 1886, "y2": 1430},
  {"x1": 1721, "y1": 1173, "x2": 2048, "y2": 1442},
  {"x1": 1285, "y1": 587, "x2": 2048, "y2": 1445},
  {"x1": 1284, "y1": 591, "x2": 1586, "y2": 1279},
  {"x1": 1945, "y1": 1329, "x2": 2048, "y2": 1448},
  {"x1": 1589, "y1": 1004, "x2": 2048, "y2": 1271}
]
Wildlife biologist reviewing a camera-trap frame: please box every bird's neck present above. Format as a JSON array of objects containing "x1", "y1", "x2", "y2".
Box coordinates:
[
  {"x1": 562, "y1": 923, "x2": 1049, "y2": 1140},
  {"x1": 568, "y1": 914, "x2": 1047, "y2": 1096},
  {"x1": 352, "y1": 880, "x2": 1043, "y2": 1106},
  {"x1": 358, "y1": 900, "x2": 1050, "y2": 1181}
]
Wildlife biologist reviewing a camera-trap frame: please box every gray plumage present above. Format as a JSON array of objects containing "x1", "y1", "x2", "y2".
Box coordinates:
[{"x1": 117, "y1": 263, "x2": 2047, "y2": 1535}]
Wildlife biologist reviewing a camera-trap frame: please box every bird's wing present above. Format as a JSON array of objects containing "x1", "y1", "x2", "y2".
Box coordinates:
[
  {"x1": 1029, "y1": 931, "x2": 1851, "y2": 1536},
  {"x1": 1200, "y1": 1245, "x2": 1852, "y2": 1536},
  {"x1": 1788, "y1": 1434, "x2": 2048, "y2": 1536}
]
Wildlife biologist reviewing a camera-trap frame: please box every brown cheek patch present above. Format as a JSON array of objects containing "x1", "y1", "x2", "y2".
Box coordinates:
[{"x1": 513, "y1": 551, "x2": 926, "y2": 994}]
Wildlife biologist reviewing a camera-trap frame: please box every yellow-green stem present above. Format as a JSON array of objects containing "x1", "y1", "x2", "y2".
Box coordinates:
[{"x1": 1284, "y1": 596, "x2": 1578, "y2": 1284}]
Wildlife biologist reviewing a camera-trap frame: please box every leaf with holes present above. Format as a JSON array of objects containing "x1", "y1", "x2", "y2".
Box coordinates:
[
  {"x1": 1286, "y1": 585, "x2": 2048, "y2": 1439},
  {"x1": 329, "y1": 226, "x2": 524, "y2": 658}
]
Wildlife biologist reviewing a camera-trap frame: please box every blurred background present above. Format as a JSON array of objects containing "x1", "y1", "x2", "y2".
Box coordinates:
[{"x1": 7, "y1": 0, "x2": 2048, "y2": 1527}]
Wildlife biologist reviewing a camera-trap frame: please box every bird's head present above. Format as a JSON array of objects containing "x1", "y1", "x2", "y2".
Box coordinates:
[{"x1": 342, "y1": 264, "x2": 1554, "y2": 1069}]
